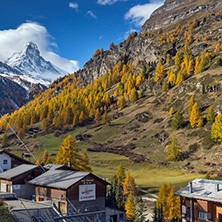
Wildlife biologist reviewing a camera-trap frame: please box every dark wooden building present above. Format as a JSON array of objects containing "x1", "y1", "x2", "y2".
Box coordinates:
[
  {"x1": 0, "y1": 164, "x2": 43, "y2": 199},
  {"x1": 175, "y1": 179, "x2": 222, "y2": 222},
  {"x1": 29, "y1": 169, "x2": 109, "y2": 215}
]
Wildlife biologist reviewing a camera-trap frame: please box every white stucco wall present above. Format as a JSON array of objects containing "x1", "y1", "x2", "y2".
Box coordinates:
[{"x1": 0, "y1": 153, "x2": 11, "y2": 172}]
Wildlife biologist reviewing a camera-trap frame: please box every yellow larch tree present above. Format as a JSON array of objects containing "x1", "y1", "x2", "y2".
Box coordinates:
[
  {"x1": 211, "y1": 114, "x2": 222, "y2": 142},
  {"x1": 54, "y1": 135, "x2": 81, "y2": 170},
  {"x1": 157, "y1": 183, "x2": 168, "y2": 215},
  {"x1": 188, "y1": 95, "x2": 195, "y2": 115},
  {"x1": 190, "y1": 102, "x2": 203, "y2": 128},
  {"x1": 81, "y1": 150, "x2": 92, "y2": 172},
  {"x1": 42, "y1": 150, "x2": 49, "y2": 164},
  {"x1": 167, "y1": 186, "x2": 181, "y2": 219},
  {"x1": 94, "y1": 109, "x2": 101, "y2": 124},
  {"x1": 35, "y1": 157, "x2": 41, "y2": 165},
  {"x1": 169, "y1": 107, "x2": 174, "y2": 115},
  {"x1": 123, "y1": 172, "x2": 137, "y2": 196},
  {"x1": 116, "y1": 164, "x2": 126, "y2": 184},
  {"x1": 125, "y1": 194, "x2": 136, "y2": 222},
  {"x1": 155, "y1": 59, "x2": 165, "y2": 82},
  {"x1": 194, "y1": 56, "x2": 200, "y2": 74},
  {"x1": 168, "y1": 69, "x2": 176, "y2": 85},
  {"x1": 175, "y1": 51, "x2": 181, "y2": 70}
]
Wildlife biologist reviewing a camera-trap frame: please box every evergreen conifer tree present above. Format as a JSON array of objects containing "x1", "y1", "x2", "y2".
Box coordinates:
[
  {"x1": 116, "y1": 182, "x2": 125, "y2": 209},
  {"x1": 175, "y1": 51, "x2": 181, "y2": 70},
  {"x1": 2, "y1": 133, "x2": 8, "y2": 147},
  {"x1": 207, "y1": 105, "x2": 215, "y2": 123},
  {"x1": 171, "y1": 111, "x2": 184, "y2": 130},
  {"x1": 120, "y1": 97, "x2": 127, "y2": 110},
  {"x1": 162, "y1": 79, "x2": 169, "y2": 91},
  {"x1": 168, "y1": 133, "x2": 181, "y2": 161}
]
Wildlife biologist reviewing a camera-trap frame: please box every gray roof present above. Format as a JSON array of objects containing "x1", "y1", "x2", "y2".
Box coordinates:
[
  {"x1": 44, "y1": 164, "x2": 66, "y2": 171},
  {"x1": 0, "y1": 164, "x2": 39, "y2": 180},
  {"x1": 28, "y1": 170, "x2": 90, "y2": 189},
  {"x1": 43, "y1": 164, "x2": 77, "y2": 171},
  {"x1": 175, "y1": 178, "x2": 222, "y2": 202}
]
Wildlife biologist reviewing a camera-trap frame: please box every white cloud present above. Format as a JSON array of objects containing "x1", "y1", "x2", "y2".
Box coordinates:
[
  {"x1": 124, "y1": 1, "x2": 164, "y2": 26},
  {"x1": 87, "y1": 11, "x2": 97, "y2": 19},
  {"x1": 69, "y1": 2, "x2": 79, "y2": 11},
  {"x1": 97, "y1": 0, "x2": 128, "y2": 5},
  {"x1": 0, "y1": 22, "x2": 79, "y2": 74}
]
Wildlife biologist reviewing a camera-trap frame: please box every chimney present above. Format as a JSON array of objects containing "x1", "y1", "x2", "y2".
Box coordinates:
[
  {"x1": 215, "y1": 183, "x2": 219, "y2": 192},
  {"x1": 189, "y1": 182, "x2": 193, "y2": 193},
  {"x1": 68, "y1": 160, "x2": 72, "y2": 167}
]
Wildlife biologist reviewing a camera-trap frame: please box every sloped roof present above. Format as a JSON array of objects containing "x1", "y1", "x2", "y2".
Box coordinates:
[
  {"x1": 175, "y1": 178, "x2": 222, "y2": 202},
  {"x1": 0, "y1": 149, "x2": 33, "y2": 165},
  {"x1": 0, "y1": 164, "x2": 39, "y2": 180},
  {"x1": 29, "y1": 170, "x2": 109, "y2": 189},
  {"x1": 43, "y1": 164, "x2": 77, "y2": 171},
  {"x1": 29, "y1": 170, "x2": 90, "y2": 189}
]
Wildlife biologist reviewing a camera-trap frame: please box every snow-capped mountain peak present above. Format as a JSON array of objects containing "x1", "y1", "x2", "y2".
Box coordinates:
[{"x1": 5, "y1": 42, "x2": 67, "y2": 82}]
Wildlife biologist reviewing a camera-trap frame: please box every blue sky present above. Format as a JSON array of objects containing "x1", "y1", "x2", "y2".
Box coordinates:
[{"x1": 0, "y1": 0, "x2": 164, "y2": 73}]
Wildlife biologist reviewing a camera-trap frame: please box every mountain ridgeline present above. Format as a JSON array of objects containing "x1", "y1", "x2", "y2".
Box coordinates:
[
  {"x1": 2, "y1": 0, "x2": 222, "y2": 174},
  {"x1": 0, "y1": 42, "x2": 65, "y2": 114}
]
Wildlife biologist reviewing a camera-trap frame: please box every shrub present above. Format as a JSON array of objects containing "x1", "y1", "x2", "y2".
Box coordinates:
[
  {"x1": 202, "y1": 134, "x2": 215, "y2": 150},
  {"x1": 189, "y1": 143, "x2": 200, "y2": 152},
  {"x1": 217, "y1": 58, "x2": 222, "y2": 66}
]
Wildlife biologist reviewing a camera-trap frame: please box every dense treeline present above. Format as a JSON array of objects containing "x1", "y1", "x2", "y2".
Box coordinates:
[{"x1": 0, "y1": 59, "x2": 145, "y2": 135}]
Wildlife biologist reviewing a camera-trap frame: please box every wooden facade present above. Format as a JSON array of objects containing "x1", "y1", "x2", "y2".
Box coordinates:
[
  {"x1": 0, "y1": 167, "x2": 42, "y2": 185},
  {"x1": 34, "y1": 174, "x2": 107, "y2": 214},
  {"x1": 181, "y1": 197, "x2": 222, "y2": 222}
]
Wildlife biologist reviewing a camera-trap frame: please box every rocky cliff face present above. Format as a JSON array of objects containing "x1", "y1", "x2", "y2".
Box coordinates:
[
  {"x1": 75, "y1": 0, "x2": 222, "y2": 86},
  {"x1": 141, "y1": 0, "x2": 222, "y2": 33},
  {"x1": 76, "y1": 35, "x2": 158, "y2": 85}
]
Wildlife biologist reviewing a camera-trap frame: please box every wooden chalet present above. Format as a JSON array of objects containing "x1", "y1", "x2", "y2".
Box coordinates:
[
  {"x1": 29, "y1": 167, "x2": 109, "y2": 215},
  {"x1": 175, "y1": 179, "x2": 222, "y2": 222},
  {"x1": 0, "y1": 149, "x2": 33, "y2": 173},
  {"x1": 0, "y1": 164, "x2": 43, "y2": 199}
]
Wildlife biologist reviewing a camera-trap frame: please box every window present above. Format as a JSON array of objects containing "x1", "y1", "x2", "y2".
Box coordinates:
[
  {"x1": 187, "y1": 207, "x2": 190, "y2": 218},
  {"x1": 3, "y1": 159, "x2": 7, "y2": 164},
  {"x1": 199, "y1": 211, "x2": 211, "y2": 220}
]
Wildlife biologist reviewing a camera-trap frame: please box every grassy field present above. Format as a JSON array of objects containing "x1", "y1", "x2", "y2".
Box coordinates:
[
  {"x1": 89, "y1": 153, "x2": 202, "y2": 193},
  {"x1": 3, "y1": 114, "x2": 204, "y2": 195}
]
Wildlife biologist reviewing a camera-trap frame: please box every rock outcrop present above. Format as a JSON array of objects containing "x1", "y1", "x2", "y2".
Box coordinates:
[
  {"x1": 76, "y1": 37, "x2": 158, "y2": 85},
  {"x1": 141, "y1": 0, "x2": 222, "y2": 34}
]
